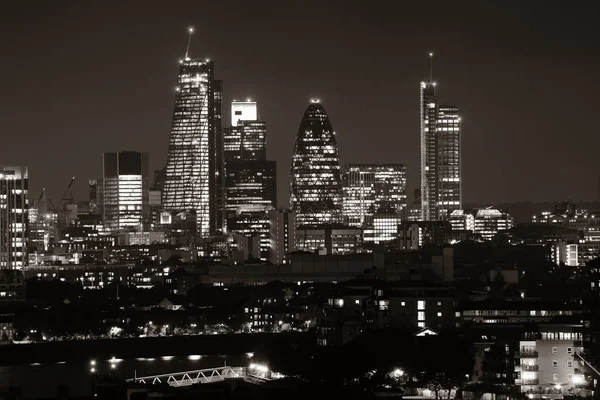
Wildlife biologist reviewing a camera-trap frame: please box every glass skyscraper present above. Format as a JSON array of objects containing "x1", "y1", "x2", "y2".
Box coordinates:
[
  {"x1": 342, "y1": 164, "x2": 407, "y2": 227},
  {"x1": 290, "y1": 101, "x2": 343, "y2": 227},
  {"x1": 102, "y1": 152, "x2": 149, "y2": 231},
  {"x1": 0, "y1": 166, "x2": 28, "y2": 269},
  {"x1": 420, "y1": 77, "x2": 461, "y2": 221},
  {"x1": 223, "y1": 100, "x2": 276, "y2": 260},
  {"x1": 162, "y1": 58, "x2": 224, "y2": 237}
]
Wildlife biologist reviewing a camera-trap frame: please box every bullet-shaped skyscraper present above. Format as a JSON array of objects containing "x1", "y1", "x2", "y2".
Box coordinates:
[
  {"x1": 420, "y1": 56, "x2": 461, "y2": 221},
  {"x1": 162, "y1": 55, "x2": 224, "y2": 236},
  {"x1": 290, "y1": 101, "x2": 343, "y2": 227}
]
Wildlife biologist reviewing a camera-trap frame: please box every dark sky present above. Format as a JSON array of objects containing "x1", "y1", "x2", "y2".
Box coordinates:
[{"x1": 1, "y1": 1, "x2": 599, "y2": 207}]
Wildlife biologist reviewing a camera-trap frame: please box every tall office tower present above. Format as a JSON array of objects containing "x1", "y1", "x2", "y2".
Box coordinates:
[
  {"x1": 290, "y1": 101, "x2": 343, "y2": 227},
  {"x1": 420, "y1": 79, "x2": 438, "y2": 221},
  {"x1": 103, "y1": 152, "x2": 149, "y2": 231},
  {"x1": 342, "y1": 164, "x2": 407, "y2": 227},
  {"x1": 269, "y1": 209, "x2": 296, "y2": 265},
  {"x1": 420, "y1": 56, "x2": 461, "y2": 221},
  {"x1": 223, "y1": 100, "x2": 276, "y2": 257},
  {"x1": 0, "y1": 166, "x2": 28, "y2": 269},
  {"x1": 436, "y1": 106, "x2": 461, "y2": 216},
  {"x1": 162, "y1": 56, "x2": 224, "y2": 237}
]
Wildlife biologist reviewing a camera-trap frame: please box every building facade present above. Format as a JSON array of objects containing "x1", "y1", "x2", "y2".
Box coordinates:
[
  {"x1": 420, "y1": 79, "x2": 461, "y2": 221},
  {"x1": 269, "y1": 209, "x2": 296, "y2": 265},
  {"x1": 102, "y1": 152, "x2": 149, "y2": 232},
  {"x1": 342, "y1": 164, "x2": 407, "y2": 227},
  {"x1": 162, "y1": 58, "x2": 224, "y2": 236},
  {"x1": 450, "y1": 207, "x2": 513, "y2": 241},
  {"x1": 290, "y1": 101, "x2": 343, "y2": 227},
  {"x1": 0, "y1": 166, "x2": 29, "y2": 269}
]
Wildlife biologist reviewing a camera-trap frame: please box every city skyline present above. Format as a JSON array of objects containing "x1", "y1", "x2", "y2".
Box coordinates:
[{"x1": 1, "y1": 2, "x2": 599, "y2": 207}]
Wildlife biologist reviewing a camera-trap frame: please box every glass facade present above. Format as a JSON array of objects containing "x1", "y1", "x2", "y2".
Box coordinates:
[
  {"x1": 420, "y1": 82, "x2": 462, "y2": 221},
  {"x1": 225, "y1": 160, "x2": 276, "y2": 214},
  {"x1": 102, "y1": 152, "x2": 149, "y2": 232},
  {"x1": 290, "y1": 102, "x2": 343, "y2": 227},
  {"x1": 224, "y1": 121, "x2": 266, "y2": 162},
  {"x1": 162, "y1": 59, "x2": 224, "y2": 236},
  {"x1": 342, "y1": 164, "x2": 407, "y2": 227},
  {"x1": 0, "y1": 166, "x2": 28, "y2": 269}
]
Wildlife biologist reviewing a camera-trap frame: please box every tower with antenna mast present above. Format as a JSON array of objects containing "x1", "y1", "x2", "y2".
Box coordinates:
[
  {"x1": 419, "y1": 51, "x2": 462, "y2": 222},
  {"x1": 162, "y1": 27, "x2": 225, "y2": 238}
]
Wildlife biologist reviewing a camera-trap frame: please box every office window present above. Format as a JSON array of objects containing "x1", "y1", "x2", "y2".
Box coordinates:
[
  {"x1": 567, "y1": 361, "x2": 573, "y2": 368},
  {"x1": 567, "y1": 347, "x2": 573, "y2": 354},
  {"x1": 553, "y1": 374, "x2": 558, "y2": 382},
  {"x1": 552, "y1": 347, "x2": 558, "y2": 354},
  {"x1": 553, "y1": 361, "x2": 558, "y2": 368}
]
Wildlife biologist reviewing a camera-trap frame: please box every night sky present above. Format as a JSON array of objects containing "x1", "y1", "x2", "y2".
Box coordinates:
[{"x1": 1, "y1": 1, "x2": 598, "y2": 207}]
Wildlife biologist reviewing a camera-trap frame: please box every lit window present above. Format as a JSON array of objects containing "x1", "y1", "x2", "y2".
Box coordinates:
[
  {"x1": 437, "y1": 302, "x2": 442, "y2": 306},
  {"x1": 401, "y1": 301, "x2": 406, "y2": 306},
  {"x1": 418, "y1": 300, "x2": 426, "y2": 310},
  {"x1": 355, "y1": 299, "x2": 360, "y2": 305},
  {"x1": 418, "y1": 311, "x2": 425, "y2": 321},
  {"x1": 418, "y1": 322, "x2": 425, "y2": 328},
  {"x1": 437, "y1": 312, "x2": 442, "y2": 317},
  {"x1": 455, "y1": 311, "x2": 461, "y2": 318}
]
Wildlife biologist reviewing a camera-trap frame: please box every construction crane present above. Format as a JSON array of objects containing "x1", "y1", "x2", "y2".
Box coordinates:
[{"x1": 59, "y1": 176, "x2": 76, "y2": 209}]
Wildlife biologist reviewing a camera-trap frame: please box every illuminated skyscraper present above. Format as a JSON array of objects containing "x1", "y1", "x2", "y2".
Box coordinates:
[
  {"x1": 161, "y1": 57, "x2": 224, "y2": 236},
  {"x1": 0, "y1": 166, "x2": 28, "y2": 269},
  {"x1": 224, "y1": 119, "x2": 266, "y2": 162},
  {"x1": 290, "y1": 101, "x2": 343, "y2": 227},
  {"x1": 230, "y1": 100, "x2": 257, "y2": 126},
  {"x1": 103, "y1": 152, "x2": 149, "y2": 231},
  {"x1": 420, "y1": 55, "x2": 461, "y2": 221},
  {"x1": 342, "y1": 164, "x2": 407, "y2": 227}
]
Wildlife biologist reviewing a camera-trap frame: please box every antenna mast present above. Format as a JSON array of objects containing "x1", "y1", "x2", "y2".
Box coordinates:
[
  {"x1": 185, "y1": 26, "x2": 195, "y2": 59},
  {"x1": 428, "y1": 52, "x2": 434, "y2": 82}
]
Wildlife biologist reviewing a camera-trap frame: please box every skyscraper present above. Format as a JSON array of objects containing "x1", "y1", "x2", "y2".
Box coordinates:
[
  {"x1": 420, "y1": 55, "x2": 461, "y2": 221},
  {"x1": 224, "y1": 100, "x2": 276, "y2": 215},
  {"x1": 223, "y1": 100, "x2": 276, "y2": 259},
  {"x1": 290, "y1": 101, "x2": 343, "y2": 227},
  {"x1": 0, "y1": 166, "x2": 28, "y2": 269},
  {"x1": 342, "y1": 164, "x2": 407, "y2": 227},
  {"x1": 162, "y1": 55, "x2": 224, "y2": 237},
  {"x1": 102, "y1": 152, "x2": 149, "y2": 231}
]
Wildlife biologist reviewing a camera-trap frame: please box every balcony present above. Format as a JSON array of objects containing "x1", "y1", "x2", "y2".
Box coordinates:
[
  {"x1": 515, "y1": 364, "x2": 539, "y2": 372},
  {"x1": 515, "y1": 379, "x2": 539, "y2": 385},
  {"x1": 518, "y1": 350, "x2": 539, "y2": 358}
]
